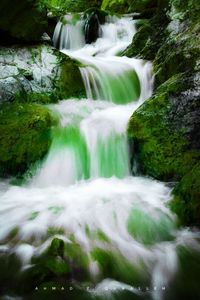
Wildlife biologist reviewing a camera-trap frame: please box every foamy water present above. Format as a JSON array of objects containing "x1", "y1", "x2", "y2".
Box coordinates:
[{"x1": 0, "y1": 14, "x2": 200, "y2": 300}]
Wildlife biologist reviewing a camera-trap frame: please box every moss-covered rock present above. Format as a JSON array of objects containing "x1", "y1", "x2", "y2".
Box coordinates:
[
  {"x1": 128, "y1": 73, "x2": 200, "y2": 181},
  {"x1": 55, "y1": 53, "x2": 86, "y2": 99},
  {"x1": 126, "y1": 0, "x2": 200, "y2": 225},
  {"x1": 0, "y1": 44, "x2": 85, "y2": 103},
  {"x1": 154, "y1": 22, "x2": 200, "y2": 87},
  {"x1": 0, "y1": 102, "x2": 57, "y2": 177},
  {"x1": 123, "y1": 11, "x2": 169, "y2": 60},
  {"x1": 170, "y1": 162, "x2": 200, "y2": 226}
]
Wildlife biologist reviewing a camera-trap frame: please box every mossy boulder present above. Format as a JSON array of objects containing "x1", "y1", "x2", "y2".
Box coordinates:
[
  {"x1": 170, "y1": 162, "x2": 200, "y2": 226},
  {"x1": 0, "y1": 44, "x2": 85, "y2": 104},
  {"x1": 123, "y1": 11, "x2": 169, "y2": 60},
  {"x1": 153, "y1": 16, "x2": 200, "y2": 87},
  {"x1": 0, "y1": 0, "x2": 48, "y2": 43},
  {"x1": 0, "y1": 102, "x2": 57, "y2": 177},
  {"x1": 128, "y1": 73, "x2": 200, "y2": 181},
  {"x1": 56, "y1": 53, "x2": 86, "y2": 99}
]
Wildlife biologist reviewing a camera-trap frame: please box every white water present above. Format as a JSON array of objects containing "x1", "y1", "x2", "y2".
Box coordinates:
[
  {"x1": 1, "y1": 15, "x2": 200, "y2": 299},
  {"x1": 53, "y1": 14, "x2": 85, "y2": 50}
]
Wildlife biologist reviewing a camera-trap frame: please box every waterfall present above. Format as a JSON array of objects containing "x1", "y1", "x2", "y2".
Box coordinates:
[
  {"x1": 53, "y1": 14, "x2": 85, "y2": 50},
  {"x1": 0, "y1": 14, "x2": 200, "y2": 300},
  {"x1": 31, "y1": 15, "x2": 153, "y2": 186}
]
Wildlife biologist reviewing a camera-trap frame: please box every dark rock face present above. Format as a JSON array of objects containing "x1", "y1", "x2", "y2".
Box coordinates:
[
  {"x1": 85, "y1": 12, "x2": 100, "y2": 44},
  {"x1": 0, "y1": 0, "x2": 48, "y2": 43},
  {"x1": 127, "y1": 0, "x2": 200, "y2": 225},
  {"x1": 84, "y1": 10, "x2": 105, "y2": 44}
]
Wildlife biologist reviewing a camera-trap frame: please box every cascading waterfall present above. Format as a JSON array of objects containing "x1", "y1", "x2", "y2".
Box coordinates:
[
  {"x1": 53, "y1": 14, "x2": 85, "y2": 50},
  {"x1": 0, "y1": 14, "x2": 200, "y2": 300}
]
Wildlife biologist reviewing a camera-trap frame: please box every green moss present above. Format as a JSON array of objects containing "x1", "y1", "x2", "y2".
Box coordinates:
[
  {"x1": 16, "y1": 92, "x2": 58, "y2": 104},
  {"x1": 56, "y1": 54, "x2": 86, "y2": 99},
  {"x1": 56, "y1": 0, "x2": 102, "y2": 13},
  {"x1": 101, "y1": 0, "x2": 129, "y2": 13},
  {"x1": 169, "y1": 0, "x2": 200, "y2": 22},
  {"x1": 128, "y1": 74, "x2": 200, "y2": 181},
  {"x1": 154, "y1": 22, "x2": 200, "y2": 86},
  {"x1": 170, "y1": 162, "x2": 200, "y2": 226},
  {"x1": 0, "y1": 102, "x2": 57, "y2": 177},
  {"x1": 123, "y1": 10, "x2": 169, "y2": 60}
]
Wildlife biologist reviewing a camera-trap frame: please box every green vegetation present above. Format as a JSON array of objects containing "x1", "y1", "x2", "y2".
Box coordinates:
[
  {"x1": 127, "y1": 0, "x2": 200, "y2": 225},
  {"x1": 128, "y1": 74, "x2": 200, "y2": 181},
  {"x1": 102, "y1": 0, "x2": 129, "y2": 13},
  {"x1": 170, "y1": 162, "x2": 200, "y2": 226},
  {"x1": 56, "y1": 54, "x2": 86, "y2": 99},
  {"x1": 0, "y1": 102, "x2": 57, "y2": 177},
  {"x1": 42, "y1": 0, "x2": 102, "y2": 15}
]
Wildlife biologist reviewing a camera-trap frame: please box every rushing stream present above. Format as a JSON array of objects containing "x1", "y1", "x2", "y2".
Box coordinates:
[{"x1": 0, "y1": 14, "x2": 200, "y2": 300}]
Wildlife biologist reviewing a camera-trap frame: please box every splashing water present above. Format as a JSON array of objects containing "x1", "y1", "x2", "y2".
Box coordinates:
[{"x1": 1, "y1": 14, "x2": 200, "y2": 300}]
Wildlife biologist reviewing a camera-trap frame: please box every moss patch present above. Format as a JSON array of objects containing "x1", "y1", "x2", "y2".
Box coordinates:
[
  {"x1": 55, "y1": 54, "x2": 86, "y2": 99},
  {"x1": 101, "y1": 0, "x2": 129, "y2": 13},
  {"x1": 128, "y1": 74, "x2": 200, "y2": 181},
  {"x1": 0, "y1": 102, "x2": 57, "y2": 177},
  {"x1": 170, "y1": 162, "x2": 200, "y2": 226}
]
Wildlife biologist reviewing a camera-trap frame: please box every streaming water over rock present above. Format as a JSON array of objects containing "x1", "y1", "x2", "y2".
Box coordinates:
[
  {"x1": 53, "y1": 14, "x2": 85, "y2": 50},
  {"x1": 0, "y1": 14, "x2": 200, "y2": 300}
]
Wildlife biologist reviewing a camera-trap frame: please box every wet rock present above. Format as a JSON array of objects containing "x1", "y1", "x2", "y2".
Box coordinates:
[
  {"x1": 123, "y1": 10, "x2": 169, "y2": 60},
  {"x1": 0, "y1": 44, "x2": 85, "y2": 103},
  {"x1": 84, "y1": 9, "x2": 107, "y2": 43}
]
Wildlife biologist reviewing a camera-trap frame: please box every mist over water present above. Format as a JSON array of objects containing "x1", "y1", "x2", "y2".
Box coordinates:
[{"x1": 1, "y1": 14, "x2": 200, "y2": 300}]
